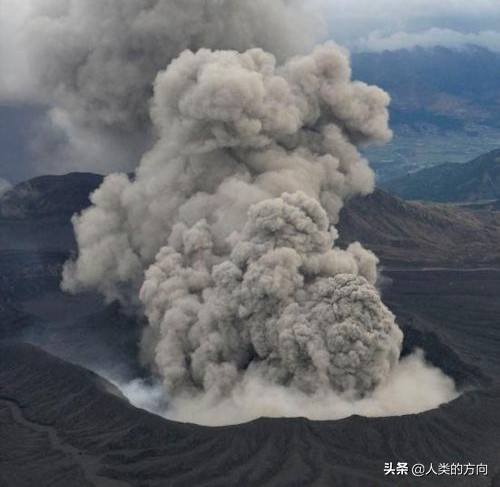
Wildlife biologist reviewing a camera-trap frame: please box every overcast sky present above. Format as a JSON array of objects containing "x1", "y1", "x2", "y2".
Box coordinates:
[{"x1": 313, "y1": 0, "x2": 500, "y2": 37}]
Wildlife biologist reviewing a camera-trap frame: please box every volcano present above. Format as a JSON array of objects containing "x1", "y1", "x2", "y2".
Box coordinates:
[{"x1": 1, "y1": 174, "x2": 500, "y2": 485}]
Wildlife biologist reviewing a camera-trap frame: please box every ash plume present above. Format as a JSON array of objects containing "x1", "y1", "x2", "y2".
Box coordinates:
[
  {"x1": 63, "y1": 43, "x2": 401, "y2": 403},
  {"x1": 63, "y1": 45, "x2": 391, "y2": 304},
  {"x1": 6, "y1": 0, "x2": 320, "y2": 174},
  {"x1": 52, "y1": 2, "x2": 458, "y2": 423},
  {"x1": 140, "y1": 191, "x2": 402, "y2": 400}
]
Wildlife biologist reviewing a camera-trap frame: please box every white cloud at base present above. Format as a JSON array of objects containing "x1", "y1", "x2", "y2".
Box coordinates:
[
  {"x1": 117, "y1": 350, "x2": 459, "y2": 426},
  {"x1": 117, "y1": 378, "x2": 167, "y2": 414}
]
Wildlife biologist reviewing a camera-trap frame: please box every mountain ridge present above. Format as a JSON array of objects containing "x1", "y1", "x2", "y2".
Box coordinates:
[
  {"x1": 2, "y1": 171, "x2": 500, "y2": 265},
  {"x1": 382, "y1": 148, "x2": 500, "y2": 203}
]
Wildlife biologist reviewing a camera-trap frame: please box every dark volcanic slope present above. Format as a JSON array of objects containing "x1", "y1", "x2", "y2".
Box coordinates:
[
  {"x1": 383, "y1": 148, "x2": 500, "y2": 203},
  {"x1": 0, "y1": 173, "x2": 103, "y2": 220},
  {"x1": 0, "y1": 173, "x2": 103, "y2": 251},
  {"x1": 338, "y1": 189, "x2": 500, "y2": 265},
  {"x1": 383, "y1": 268, "x2": 500, "y2": 386},
  {"x1": 1, "y1": 343, "x2": 499, "y2": 487}
]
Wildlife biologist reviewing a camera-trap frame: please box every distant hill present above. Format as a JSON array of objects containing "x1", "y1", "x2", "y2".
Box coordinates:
[
  {"x1": 0, "y1": 172, "x2": 103, "y2": 219},
  {"x1": 0, "y1": 172, "x2": 103, "y2": 251},
  {"x1": 382, "y1": 148, "x2": 500, "y2": 203},
  {"x1": 338, "y1": 188, "x2": 500, "y2": 266}
]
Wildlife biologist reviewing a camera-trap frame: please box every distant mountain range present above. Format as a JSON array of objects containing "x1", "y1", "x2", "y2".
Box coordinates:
[
  {"x1": 353, "y1": 46, "x2": 500, "y2": 129},
  {"x1": 382, "y1": 148, "x2": 500, "y2": 203},
  {"x1": 352, "y1": 46, "x2": 500, "y2": 181}
]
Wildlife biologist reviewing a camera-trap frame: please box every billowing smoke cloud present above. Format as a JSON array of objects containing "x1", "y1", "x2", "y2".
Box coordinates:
[
  {"x1": 2, "y1": 0, "x2": 320, "y2": 175},
  {"x1": 26, "y1": 0, "x2": 318, "y2": 128},
  {"x1": 140, "y1": 191, "x2": 401, "y2": 400},
  {"x1": 0, "y1": 0, "x2": 34, "y2": 102},
  {"x1": 62, "y1": 39, "x2": 458, "y2": 423},
  {"x1": 62, "y1": 45, "x2": 391, "y2": 303}
]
